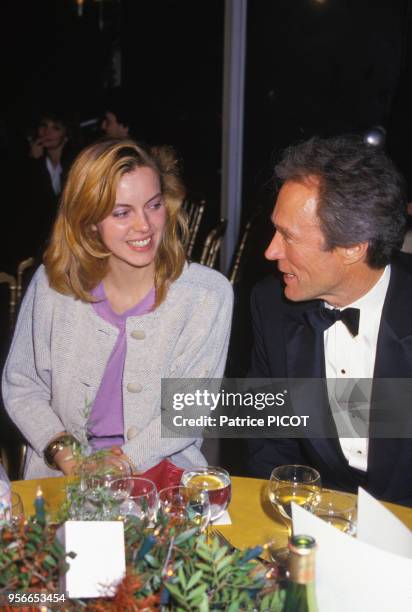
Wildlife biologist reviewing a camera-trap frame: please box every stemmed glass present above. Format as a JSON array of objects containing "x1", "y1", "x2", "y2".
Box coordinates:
[
  {"x1": 268, "y1": 465, "x2": 322, "y2": 535},
  {"x1": 79, "y1": 452, "x2": 132, "y2": 491},
  {"x1": 69, "y1": 452, "x2": 133, "y2": 519},
  {"x1": 110, "y1": 477, "x2": 158, "y2": 522},
  {"x1": 181, "y1": 466, "x2": 231, "y2": 522},
  {"x1": 312, "y1": 489, "x2": 357, "y2": 536},
  {"x1": 267, "y1": 465, "x2": 321, "y2": 573},
  {"x1": 158, "y1": 485, "x2": 211, "y2": 532}
]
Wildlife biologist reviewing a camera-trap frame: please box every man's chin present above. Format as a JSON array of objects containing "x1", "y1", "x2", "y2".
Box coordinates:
[{"x1": 283, "y1": 284, "x2": 306, "y2": 302}]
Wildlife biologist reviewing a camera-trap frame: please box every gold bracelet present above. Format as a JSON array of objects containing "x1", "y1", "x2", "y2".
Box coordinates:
[{"x1": 44, "y1": 434, "x2": 78, "y2": 470}]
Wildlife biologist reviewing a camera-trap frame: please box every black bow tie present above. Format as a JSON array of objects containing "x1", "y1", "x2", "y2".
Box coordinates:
[{"x1": 306, "y1": 305, "x2": 360, "y2": 337}]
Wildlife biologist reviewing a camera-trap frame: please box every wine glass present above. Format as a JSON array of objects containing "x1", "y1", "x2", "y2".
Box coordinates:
[
  {"x1": 312, "y1": 489, "x2": 357, "y2": 536},
  {"x1": 110, "y1": 477, "x2": 158, "y2": 522},
  {"x1": 1, "y1": 492, "x2": 24, "y2": 524},
  {"x1": 269, "y1": 465, "x2": 322, "y2": 534},
  {"x1": 79, "y1": 451, "x2": 132, "y2": 491},
  {"x1": 158, "y1": 485, "x2": 211, "y2": 532},
  {"x1": 181, "y1": 466, "x2": 231, "y2": 522}
]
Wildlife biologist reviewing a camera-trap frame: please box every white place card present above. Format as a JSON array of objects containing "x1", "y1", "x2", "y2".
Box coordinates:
[
  {"x1": 57, "y1": 521, "x2": 126, "y2": 599},
  {"x1": 357, "y1": 488, "x2": 412, "y2": 558},
  {"x1": 292, "y1": 497, "x2": 412, "y2": 612}
]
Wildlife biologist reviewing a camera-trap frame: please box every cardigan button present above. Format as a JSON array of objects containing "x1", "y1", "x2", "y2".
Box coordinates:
[
  {"x1": 127, "y1": 426, "x2": 139, "y2": 440},
  {"x1": 127, "y1": 382, "x2": 143, "y2": 393},
  {"x1": 131, "y1": 329, "x2": 145, "y2": 340}
]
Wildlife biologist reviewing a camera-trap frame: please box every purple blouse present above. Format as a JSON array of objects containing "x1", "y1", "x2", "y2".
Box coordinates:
[{"x1": 88, "y1": 283, "x2": 156, "y2": 451}]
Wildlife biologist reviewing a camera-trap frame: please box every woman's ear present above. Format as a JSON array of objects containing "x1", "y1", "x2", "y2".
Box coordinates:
[{"x1": 91, "y1": 224, "x2": 98, "y2": 232}]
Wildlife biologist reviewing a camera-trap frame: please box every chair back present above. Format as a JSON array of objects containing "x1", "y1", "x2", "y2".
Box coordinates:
[
  {"x1": 229, "y1": 219, "x2": 253, "y2": 284},
  {"x1": 182, "y1": 198, "x2": 206, "y2": 257},
  {"x1": 0, "y1": 272, "x2": 17, "y2": 335},
  {"x1": 0, "y1": 258, "x2": 34, "y2": 479},
  {"x1": 17, "y1": 257, "x2": 35, "y2": 304},
  {"x1": 200, "y1": 219, "x2": 228, "y2": 268}
]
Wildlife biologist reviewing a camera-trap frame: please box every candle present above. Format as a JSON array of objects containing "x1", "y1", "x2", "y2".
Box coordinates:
[{"x1": 35, "y1": 486, "x2": 46, "y2": 523}]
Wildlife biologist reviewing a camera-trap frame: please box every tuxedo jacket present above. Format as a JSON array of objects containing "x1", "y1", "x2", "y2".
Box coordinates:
[{"x1": 247, "y1": 253, "x2": 412, "y2": 506}]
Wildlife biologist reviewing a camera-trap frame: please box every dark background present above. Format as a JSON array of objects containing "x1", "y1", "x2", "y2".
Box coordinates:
[{"x1": 1, "y1": 0, "x2": 412, "y2": 231}]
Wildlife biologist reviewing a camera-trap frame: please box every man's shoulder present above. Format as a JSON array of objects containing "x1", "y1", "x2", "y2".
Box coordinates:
[
  {"x1": 251, "y1": 273, "x2": 284, "y2": 302},
  {"x1": 391, "y1": 251, "x2": 412, "y2": 280}
]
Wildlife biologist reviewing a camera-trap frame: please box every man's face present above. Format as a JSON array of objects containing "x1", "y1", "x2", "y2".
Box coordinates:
[
  {"x1": 101, "y1": 111, "x2": 129, "y2": 139},
  {"x1": 265, "y1": 179, "x2": 347, "y2": 303}
]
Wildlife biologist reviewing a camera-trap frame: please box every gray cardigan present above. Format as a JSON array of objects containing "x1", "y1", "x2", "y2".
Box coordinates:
[{"x1": 2, "y1": 263, "x2": 233, "y2": 478}]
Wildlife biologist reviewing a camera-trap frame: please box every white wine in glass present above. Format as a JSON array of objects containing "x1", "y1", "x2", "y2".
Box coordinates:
[{"x1": 269, "y1": 465, "x2": 322, "y2": 534}]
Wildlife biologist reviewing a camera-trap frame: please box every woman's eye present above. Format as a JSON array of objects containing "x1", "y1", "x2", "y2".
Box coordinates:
[
  {"x1": 112, "y1": 209, "x2": 129, "y2": 218},
  {"x1": 148, "y1": 200, "x2": 163, "y2": 210}
]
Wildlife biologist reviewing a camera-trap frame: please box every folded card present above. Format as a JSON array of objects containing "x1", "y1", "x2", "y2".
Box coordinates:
[
  {"x1": 57, "y1": 520, "x2": 126, "y2": 599},
  {"x1": 292, "y1": 490, "x2": 412, "y2": 612}
]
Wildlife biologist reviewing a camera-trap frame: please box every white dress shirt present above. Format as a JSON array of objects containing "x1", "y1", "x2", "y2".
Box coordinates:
[
  {"x1": 46, "y1": 157, "x2": 63, "y2": 196},
  {"x1": 324, "y1": 265, "x2": 390, "y2": 471}
]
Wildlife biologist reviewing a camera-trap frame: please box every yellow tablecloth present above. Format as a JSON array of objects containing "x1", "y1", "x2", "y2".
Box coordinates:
[{"x1": 12, "y1": 475, "x2": 412, "y2": 549}]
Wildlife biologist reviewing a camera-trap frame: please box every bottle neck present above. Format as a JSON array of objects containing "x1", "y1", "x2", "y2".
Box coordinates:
[{"x1": 289, "y1": 550, "x2": 315, "y2": 585}]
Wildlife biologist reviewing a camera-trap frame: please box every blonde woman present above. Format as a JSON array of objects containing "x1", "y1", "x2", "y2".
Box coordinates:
[{"x1": 2, "y1": 139, "x2": 233, "y2": 479}]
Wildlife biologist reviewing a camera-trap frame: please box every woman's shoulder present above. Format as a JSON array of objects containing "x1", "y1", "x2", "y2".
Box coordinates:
[
  {"x1": 26, "y1": 265, "x2": 72, "y2": 307},
  {"x1": 175, "y1": 262, "x2": 233, "y2": 297}
]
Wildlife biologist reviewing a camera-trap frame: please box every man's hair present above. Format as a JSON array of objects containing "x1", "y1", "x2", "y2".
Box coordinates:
[
  {"x1": 44, "y1": 139, "x2": 187, "y2": 308},
  {"x1": 275, "y1": 134, "x2": 407, "y2": 268}
]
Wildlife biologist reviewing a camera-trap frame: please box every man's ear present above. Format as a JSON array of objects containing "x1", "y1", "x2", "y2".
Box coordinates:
[{"x1": 340, "y1": 242, "x2": 369, "y2": 265}]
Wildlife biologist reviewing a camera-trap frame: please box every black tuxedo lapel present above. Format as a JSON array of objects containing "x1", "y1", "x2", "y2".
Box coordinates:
[{"x1": 368, "y1": 256, "x2": 412, "y2": 498}]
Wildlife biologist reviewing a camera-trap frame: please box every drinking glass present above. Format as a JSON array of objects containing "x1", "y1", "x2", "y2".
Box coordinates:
[
  {"x1": 79, "y1": 452, "x2": 132, "y2": 491},
  {"x1": 110, "y1": 477, "x2": 158, "y2": 522},
  {"x1": 0, "y1": 480, "x2": 11, "y2": 521},
  {"x1": 158, "y1": 485, "x2": 211, "y2": 532},
  {"x1": 312, "y1": 489, "x2": 357, "y2": 536},
  {"x1": 1, "y1": 492, "x2": 24, "y2": 524},
  {"x1": 181, "y1": 466, "x2": 231, "y2": 522},
  {"x1": 268, "y1": 465, "x2": 322, "y2": 536}
]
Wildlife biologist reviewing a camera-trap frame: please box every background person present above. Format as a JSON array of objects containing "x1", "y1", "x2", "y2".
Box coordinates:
[{"x1": 2, "y1": 139, "x2": 233, "y2": 479}]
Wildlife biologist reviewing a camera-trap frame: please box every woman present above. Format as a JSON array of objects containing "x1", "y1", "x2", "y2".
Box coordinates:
[
  {"x1": 24, "y1": 111, "x2": 77, "y2": 258},
  {"x1": 2, "y1": 139, "x2": 233, "y2": 479}
]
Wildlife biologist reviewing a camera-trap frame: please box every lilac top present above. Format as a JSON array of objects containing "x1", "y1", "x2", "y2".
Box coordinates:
[{"x1": 88, "y1": 283, "x2": 156, "y2": 451}]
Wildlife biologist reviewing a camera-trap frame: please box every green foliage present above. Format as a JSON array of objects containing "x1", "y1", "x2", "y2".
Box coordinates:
[{"x1": 0, "y1": 517, "x2": 71, "y2": 592}]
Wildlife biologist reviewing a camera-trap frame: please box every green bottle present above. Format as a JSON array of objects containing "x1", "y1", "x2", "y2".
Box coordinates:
[{"x1": 282, "y1": 534, "x2": 319, "y2": 612}]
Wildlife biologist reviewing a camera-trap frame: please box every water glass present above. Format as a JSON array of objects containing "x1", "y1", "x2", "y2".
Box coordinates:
[
  {"x1": 159, "y1": 485, "x2": 211, "y2": 532},
  {"x1": 313, "y1": 489, "x2": 357, "y2": 535},
  {"x1": 79, "y1": 452, "x2": 132, "y2": 491},
  {"x1": 110, "y1": 477, "x2": 158, "y2": 522},
  {"x1": 181, "y1": 466, "x2": 231, "y2": 522}
]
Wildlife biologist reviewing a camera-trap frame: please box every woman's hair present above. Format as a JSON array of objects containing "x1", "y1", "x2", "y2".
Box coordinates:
[{"x1": 44, "y1": 138, "x2": 187, "y2": 307}]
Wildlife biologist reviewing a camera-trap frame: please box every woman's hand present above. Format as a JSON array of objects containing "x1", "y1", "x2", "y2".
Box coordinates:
[
  {"x1": 29, "y1": 137, "x2": 44, "y2": 159},
  {"x1": 53, "y1": 445, "x2": 78, "y2": 476},
  {"x1": 109, "y1": 446, "x2": 141, "y2": 475}
]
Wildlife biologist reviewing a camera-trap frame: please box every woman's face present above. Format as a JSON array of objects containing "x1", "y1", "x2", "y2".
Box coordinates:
[
  {"x1": 37, "y1": 119, "x2": 67, "y2": 150},
  {"x1": 96, "y1": 166, "x2": 167, "y2": 276}
]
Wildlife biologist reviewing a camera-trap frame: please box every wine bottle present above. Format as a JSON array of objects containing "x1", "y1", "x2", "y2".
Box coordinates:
[{"x1": 282, "y1": 534, "x2": 319, "y2": 612}]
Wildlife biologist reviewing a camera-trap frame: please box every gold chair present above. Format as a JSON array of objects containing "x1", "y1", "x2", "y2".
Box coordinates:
[
  {"x1": 16, "y1": 256, "x2": 35, "y2": 303},
  {"x1": 0, "y1": 272, "x2": 17, "y2": 334},
  {"x1": 229, "y1": 219, "x2": 253, "y2": 285},
  {"x1": 0, "y1": 258, "x2": 34, "y2": 479},
  {"x1": 200, "y1": 219, "x2": 228, "y2": 268},
  {"x1": 182, "y1": 198, "x2": 206, "y2": 258}
]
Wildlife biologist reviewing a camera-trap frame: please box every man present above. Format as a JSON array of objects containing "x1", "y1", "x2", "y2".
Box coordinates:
[
  {"x1": 101, "y1": 103, "x2": 132, "y2": 139},
  {"x1": 247, "y1": 134, "x2": 412, "y2": 506}
]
